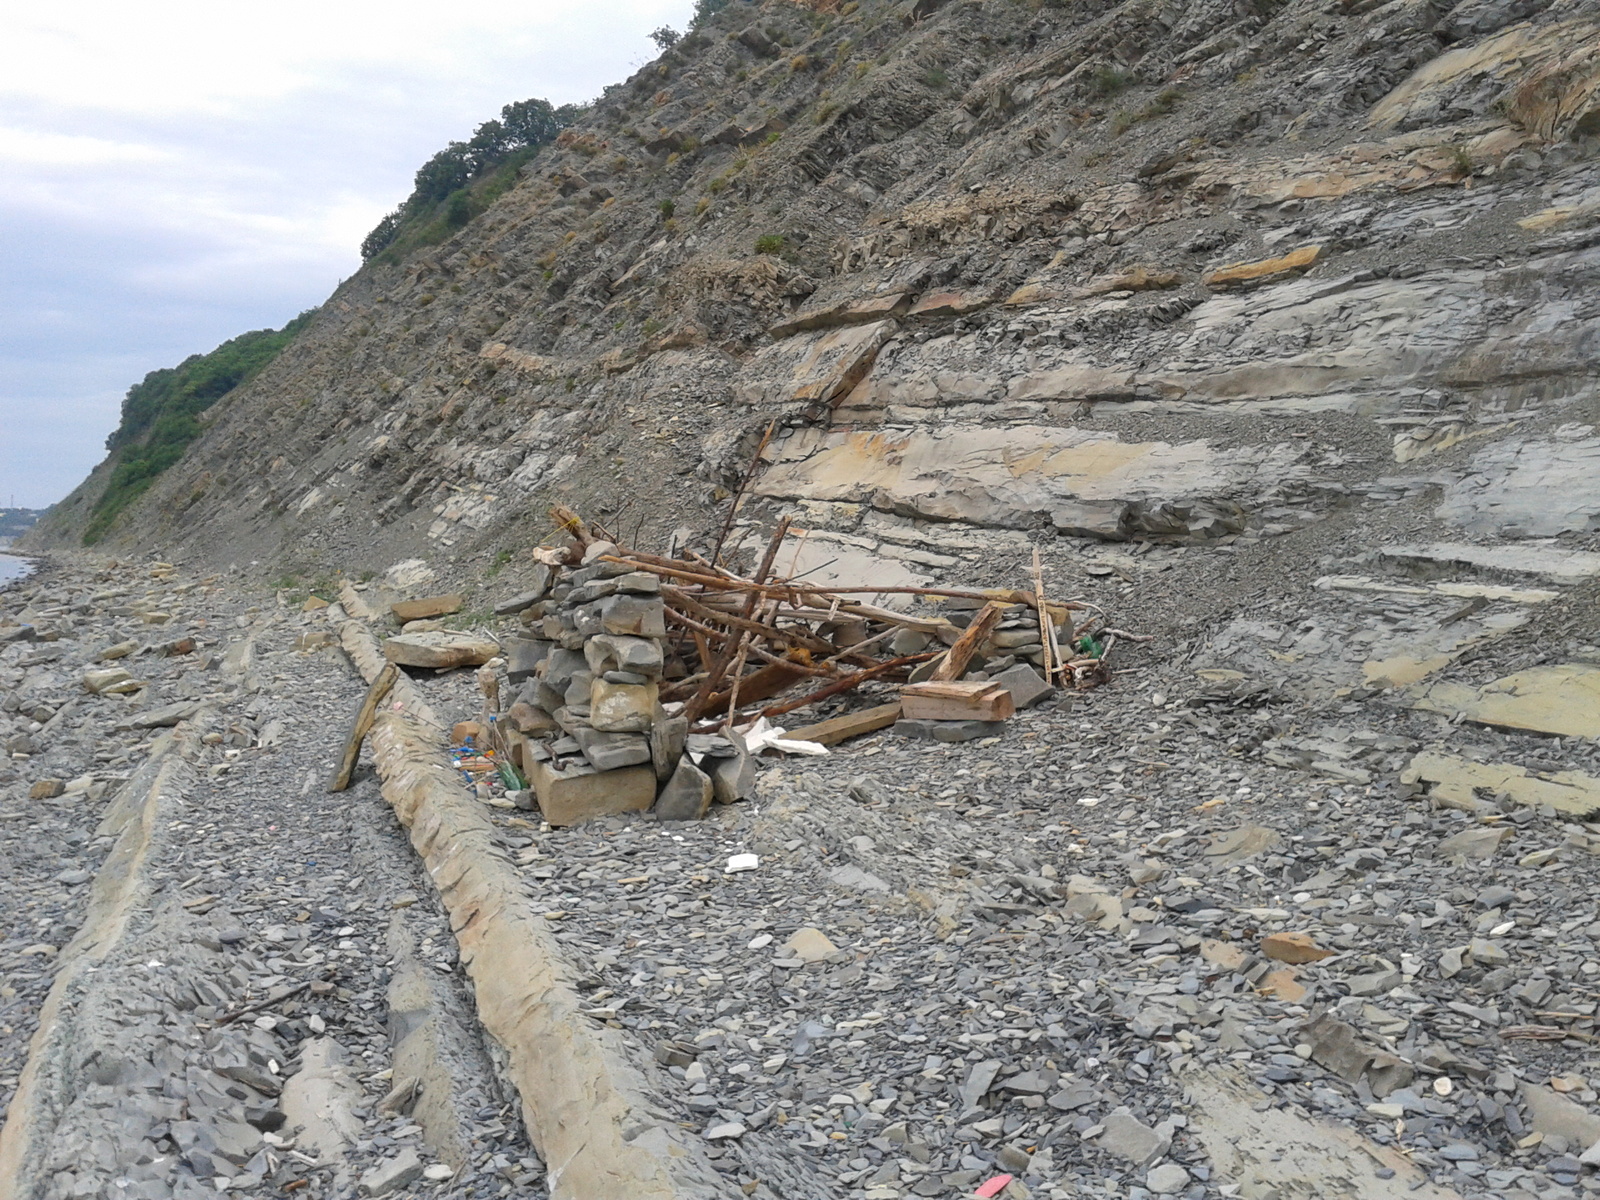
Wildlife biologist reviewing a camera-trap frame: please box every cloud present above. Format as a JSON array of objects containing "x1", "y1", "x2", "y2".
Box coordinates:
[
  {"x1": 0, "y1": 0, "x2": 698, "y2": 509},
  {"x1": 0, "y1": 127, "x2": 175, "y2": 167}
]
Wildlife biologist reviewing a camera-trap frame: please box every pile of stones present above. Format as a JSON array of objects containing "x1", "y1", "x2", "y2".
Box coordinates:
[{"x1": 499, "y1": 555, "x2": 753, "y2": 826}]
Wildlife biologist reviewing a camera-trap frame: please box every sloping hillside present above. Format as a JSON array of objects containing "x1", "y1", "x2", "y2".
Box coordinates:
[{"x1": 28, "y1": 0, "x2": 1596, "y2": 594}]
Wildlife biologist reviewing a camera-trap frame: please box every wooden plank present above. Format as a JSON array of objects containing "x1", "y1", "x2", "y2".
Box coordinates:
[
  {"x1": 391, "y1": 593, "x2": 465, "y2": 623},
  {"x1": 328, "y1": 663, "x2": 399, "y2": 791},
  {"x1": 1031, "y1": 549, "x2": 1056, "y2": 683},
  {"x1": 704, "y1": 661, "x2": 809, "y2": 717},
  {"x1": 930, "y1": 602, "x2": 1005, "y2": 682},
  {"x1": 785, "y1": 703, "x2": 903, "y2": 747},
  {"x1": 903, "y1": 680, "x2": 999, "y2": 699},
  {"x1": 901, "y1": 694, "x2": 1015, "y2": 721},
  {"x1": 902, "y1": 680, "x2": 1014, "y2": 722}
]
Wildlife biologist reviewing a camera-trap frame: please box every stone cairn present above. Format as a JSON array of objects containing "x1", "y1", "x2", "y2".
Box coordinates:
[{"x1": 498, "y1": 552, "x2": 754, "y2": 827}]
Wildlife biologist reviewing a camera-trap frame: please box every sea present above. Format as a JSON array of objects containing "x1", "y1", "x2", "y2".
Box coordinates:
[{"x1": 0, "y1": 553, "x2": 32, "y2": 588}]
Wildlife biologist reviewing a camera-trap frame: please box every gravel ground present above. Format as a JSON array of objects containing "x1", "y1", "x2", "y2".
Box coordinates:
[
  {"x1": 0, "y1": 557, "x2": 536, "y2": 1199},
  {"x1": 405, "y1": 544, "x2": 1600, "y2": 1200},
  {"x1": 10, "y1": 545, "x2": 1600, "y2": 1200}
]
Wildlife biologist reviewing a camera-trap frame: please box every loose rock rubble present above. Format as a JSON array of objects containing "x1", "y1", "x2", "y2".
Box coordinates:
[
  {"x1": 0, "y1": 559, "x2": 536, "y2": 1199},
  {"x1": 375, "y1": 527, "x2": 1600, "y2": 1200},
  {"x1": 14, "y1": 521, "x2": 1600, "y2": 1199}
]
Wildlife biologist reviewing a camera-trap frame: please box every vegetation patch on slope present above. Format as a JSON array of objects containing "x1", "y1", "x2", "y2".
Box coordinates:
[
  {"x1": 84, "y1": 312, "x2": 316, "y2": 544},
  {"x1": 360, "y1": 98, "x2": 586, "y2": 265},
  {"x1": 358, "y1": 1, "x2": 733, "y2": 265}
]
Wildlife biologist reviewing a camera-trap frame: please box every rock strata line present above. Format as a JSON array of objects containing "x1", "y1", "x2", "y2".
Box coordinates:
[{"x1": 0, "y1": 718, "x2": 203, "y2": 1198}]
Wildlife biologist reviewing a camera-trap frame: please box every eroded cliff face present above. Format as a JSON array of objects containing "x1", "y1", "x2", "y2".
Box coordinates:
[{"x1": 32, "y1": 0, "x2": 1600, "y2": 619}]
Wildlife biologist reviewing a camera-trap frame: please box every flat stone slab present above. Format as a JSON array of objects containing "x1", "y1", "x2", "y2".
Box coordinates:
[
  {"x1": 1187, "y1": 1065, "x2": 1463, "y2": 1199},
  {"x1": 1380, "y1": 542, "x2": 1600, "y2": 584},
  {"x1": 782, "y1": 927, "x2": 838, "y2": 964},
  {"x1": 894, "y1": 718, "x2": 1005, "y2": 743},
  {"x1": 1403, "y1": 750, "x2": 1600, "y2": 817},
  {"x1": 757, "y1": 423, "x2": 1308, "y2": 535},
  {"x1": 281, "y1": 1037, "x2": 363, "y2": 1159},
  {"x1": 1201, "y1": 824, "x2": 1280, "y2": 866},
  {"x1": 1095, "y1": 1106, "x2": 1170, "y2": 1167},
  {"x1": 122, "y1": 701, "x2": 202, "y2": 730},
  {"x1": 382, "y1": 632, "x2": 499, "y2": 670},
  {"x1": 359, "y1": 1147, "x2": 424, "y2": 1197},
  {"x1": 1521, "y1": 1081, "x2": 1600, "y2": 1147},
  {"x1": 1437, "y1": 436, "x2": 1600, "y2": 537},
  {"x1": 1204, "y1": 243, "x2": 1322, "y2": 289},
  {"x1": 1409, "y1": 663, "x2": 1600, "y2": 739},
  {"x1": 390, "y1": 594, "x2": 464, "y2": 623}
]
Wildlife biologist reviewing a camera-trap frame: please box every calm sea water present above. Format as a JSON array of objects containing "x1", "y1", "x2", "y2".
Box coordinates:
[{"x1": 0, "y1": 554, "x2": 32, "y2": 588}]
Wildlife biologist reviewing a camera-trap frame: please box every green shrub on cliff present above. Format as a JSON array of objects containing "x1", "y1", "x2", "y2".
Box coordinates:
[
  {"x1": 84, "y1": 311, "x2": 316, "y2": 544},
  {"x1": 692, "y1": 0, "x2": 730, "y2": 25},
  {"x1": 361, "y1": 97, "x2": 584, "y2": 263}
]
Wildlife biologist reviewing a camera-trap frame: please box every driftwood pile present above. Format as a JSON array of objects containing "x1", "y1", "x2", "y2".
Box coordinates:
[{"x1": 531, "y1": 506, "x2": 1128, "y2": 739}]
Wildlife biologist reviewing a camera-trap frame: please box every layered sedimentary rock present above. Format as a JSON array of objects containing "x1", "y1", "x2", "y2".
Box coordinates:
[{"x1": 26, "y1": 0, "x2": 1600, "y2": 619}]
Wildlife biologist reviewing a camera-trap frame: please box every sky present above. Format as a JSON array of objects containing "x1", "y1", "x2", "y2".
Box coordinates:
[{"x1": 0, "y1": 0, "x2": 697, "y2": 510}]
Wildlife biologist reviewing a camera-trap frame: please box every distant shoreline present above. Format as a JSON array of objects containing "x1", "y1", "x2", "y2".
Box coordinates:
[{"x1": 0, "y1": 552, "x2": 32, "y2": 587}]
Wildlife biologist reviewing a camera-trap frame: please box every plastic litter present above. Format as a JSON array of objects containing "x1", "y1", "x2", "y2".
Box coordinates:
[
  {"x1": 725, "y1": 853, "x2": 760, "y2": 874},
  {"x1": 974, "y1": 1176, "x2": 1014, "y2": 1199},
  {"x1": 736, "y1": 717, "x2": 828, "y2": 757}
]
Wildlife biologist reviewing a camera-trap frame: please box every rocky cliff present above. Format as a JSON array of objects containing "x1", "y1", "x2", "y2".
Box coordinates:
[{"x1": 31, "y1": 0, "x2": 1600, "y2": 634}]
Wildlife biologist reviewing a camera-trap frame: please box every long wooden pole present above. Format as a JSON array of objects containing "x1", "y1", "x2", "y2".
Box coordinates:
[
  {"x1": 685, "y1": 518, "x2": 791, "y2": 723},
  {"x1": 710, "y1": 419, "x2": 777, "y2": 566},
  {"x1": 328, "y1": 663, "x2": 398, "y2": 792},
  {"x1": 757, "y1": 653, "x2": 939, "y2": 719},
  {"x1": 601, "y1": 557, "x2": 1086, "y2": 611},
  {"x1": 1031, "y1": 549, "x2": 1056, "y2": 683}
]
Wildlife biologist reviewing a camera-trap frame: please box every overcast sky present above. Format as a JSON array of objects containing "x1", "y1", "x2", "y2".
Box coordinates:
[{"x1": 0, "y1": 0, "x2": 696, "y2": 510}]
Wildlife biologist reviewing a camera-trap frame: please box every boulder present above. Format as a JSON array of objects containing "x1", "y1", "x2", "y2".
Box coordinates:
[
  {"x1": 590, "y1": 678, "x2": 658, "y2": 732},
  {"x1": 649, "y1": 714, "x2": 689, "y2": 781},
  {"x1": 992, "y1": 664, "x2": 1054, "y2": 709},
  {"x1": 125, "y1": 701, "x2": 202, "y2": 729},
  {"x1": 505, "y1": 636, "x2": 550, "y2": 683},
  {"x1": 83, "y1": 667, "x2": 141, "y2": 695},
  {"x1": 573, "y1": 727, "x2": 652, "y2": 771},
  {"x1": 507, "y1": 700, "x2": 559, "y2": 735},
  {"x1": 655, "y1": 758, "x2": 713, "y2": 821},
  {"x1": 600, "y1": 594, "x2": 666, "y2": 638},
  {"x1": 708, "y1": 745, "x2": 756, "y2": 804},
  {"x1": 359, "y1": 1149, "x2": 424, "y2": 1197},
  {"x1": 529, "y1": 760, "x2": 656, "y2": 827},
  {"x1": 585, "y1": 634, "x2": 664, "y2": 677}
]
